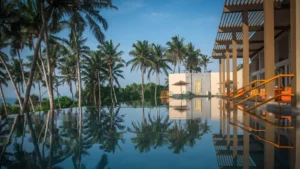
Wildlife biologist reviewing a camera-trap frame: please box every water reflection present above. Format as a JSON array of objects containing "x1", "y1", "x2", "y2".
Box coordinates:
[
  {"x1": 2, "y1": 98, "x2": 298, "y2": 168},
  {"x1": 216, "y1": 99, "x2": 300, "y2": 169},
  {"x1": 0, "y1": 100, "x2": 211, "y2": 169}
]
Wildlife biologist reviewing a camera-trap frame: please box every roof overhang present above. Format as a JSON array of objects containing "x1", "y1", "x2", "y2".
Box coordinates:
[{"x1": 211, "y1": 0, "x2": 291, "y2": 59}]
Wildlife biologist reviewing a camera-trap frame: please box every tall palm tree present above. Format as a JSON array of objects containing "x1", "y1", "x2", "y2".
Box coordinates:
[
  {"x1": 166, "y1": 35, "x2": 186, "y2": 73},
  {"x1": 98, "y1": 40, "x2": 124, "y2": 105},
  {"x1": 148, "y1": 44, "x2": 171, "y2": 99},
  {"x1": 54, "y1": 33, "x2": 90, "y2": 108},
  {"x1": 128, "y1": 40, "x2": 154, "y2": 102},
  {"x1": 200, "y1": 54, "x2": 212, "y2": 72},
  {"x1": 0, "y1": 49, "x2": 23, "y2": 110},
  {"x1": 82, "y1": 51, "x2": 107, "y2": 106},
  {"x1": 185, "y1": 42, "x2": 201, "y2": 92},
  {"x1": 0, "y1": 65, "x2": 9, "y2": 115}
]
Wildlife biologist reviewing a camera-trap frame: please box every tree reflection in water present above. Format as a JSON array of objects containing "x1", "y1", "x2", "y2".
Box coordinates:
[{"x1": 0, "y1": 106, "x2": 211, "y2": 168}]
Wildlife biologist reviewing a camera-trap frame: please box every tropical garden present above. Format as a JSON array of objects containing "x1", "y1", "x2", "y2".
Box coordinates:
[{"x1": 0, "y1": 0, "x2": 212, "y2": 116}]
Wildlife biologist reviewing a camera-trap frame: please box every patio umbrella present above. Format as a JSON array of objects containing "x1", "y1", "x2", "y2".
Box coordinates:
[{"x1": 173, "y1": 80, "x2": 189, "y2": 94}]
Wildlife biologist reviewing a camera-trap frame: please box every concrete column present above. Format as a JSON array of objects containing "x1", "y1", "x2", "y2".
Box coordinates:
[
  {"x1": 242, "y1": 10, "x2": 250, "y2": 89},
  {"x1": 291, "y1": 0, "x2": 300, "y2": 108},
  {"x1": 219, "y1": 59, "x2": 222, "y2": 95},
  {"x1": 222, "y1": 58, "x2": 226, "y2": 95},
  {"x1": 232, "y1": 32, "x2": 238, "y2": 91},
  {"x1": 226, "y1": 46, "x2": 231, "y2": 95},
  {"x1": 264, "y1": 0, "x2": 275, "y2": 98}
]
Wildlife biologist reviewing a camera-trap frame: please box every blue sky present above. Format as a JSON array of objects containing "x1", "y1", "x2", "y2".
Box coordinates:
[{"x1": 2, "y1": 0, "x2": 242, "y2": 98}]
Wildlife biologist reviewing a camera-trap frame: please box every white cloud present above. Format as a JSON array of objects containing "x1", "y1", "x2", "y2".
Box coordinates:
[{"x1": 144, "y1": 12, "x2": 172, "y2": 21}]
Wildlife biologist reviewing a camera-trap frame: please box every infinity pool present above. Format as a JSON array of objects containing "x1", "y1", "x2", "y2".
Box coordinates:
[{"x1": 0, "y1": 98, "x2": 299, "y2": 169}]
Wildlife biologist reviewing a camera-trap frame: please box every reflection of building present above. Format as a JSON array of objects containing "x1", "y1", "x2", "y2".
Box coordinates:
[
  {"x1": 168, "y1": 71, "x2": 243, "y2": 95},
  {"x1": 168, "y1": 98, "x2": 211, "y2": 120}
]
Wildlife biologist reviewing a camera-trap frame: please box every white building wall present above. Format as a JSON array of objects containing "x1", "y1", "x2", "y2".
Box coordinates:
[{"x1": 169, "y1": 74, "x2": 187, "y2": 95}]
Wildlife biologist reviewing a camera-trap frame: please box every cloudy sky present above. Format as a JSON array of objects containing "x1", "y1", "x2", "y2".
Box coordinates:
[{"x1": 2, "y1": 0, "x2": 243, "y2": 98}]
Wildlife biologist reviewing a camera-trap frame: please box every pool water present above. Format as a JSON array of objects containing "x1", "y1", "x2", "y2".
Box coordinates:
[{"x1": 0, "y1": 98, "x2": 299, "y2": 169}]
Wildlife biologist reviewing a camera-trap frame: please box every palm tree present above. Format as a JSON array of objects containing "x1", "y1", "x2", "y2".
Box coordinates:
[
  {"x1": 166, "y1": 35, "x2": 186, "y2": 73},
  {"x1": 54, "y1": 33, "x2": 90, "y2": 108},
  {"x1": 59, "y1": 54, "x2": 77, "y2": 103},
  {"x1": 200, "y1": 54, "x2": 212, "y2": 72},
  {"x1": 128, "y1": 40, "x2": 154, "y2": 102},
  {"x1": 98, "y1": 40, "x2": 124, "y2": 105},
  {"x1": 148, "y1": 44, "x2": 172, "y2": 100},
  {"x1": 0, "y1": 65, "x2": 8, "y2": 115},
  {"x1": 0, "y1": 49, "x2": 23, "y2": 110},
  {"x1": 82, "y1": 51, "x2": 107, "y2": 106},
  {"x1": 185, "y1": 42, "x2": 201, "y2": 92}
]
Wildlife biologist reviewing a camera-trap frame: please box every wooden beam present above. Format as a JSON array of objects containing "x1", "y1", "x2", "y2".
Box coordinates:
[
  {"x1": 218, "y1": 26, "x2": 289, "y2": 33},
  {"x1": 214, "y1": 49, "x2": 258, "y2": 52},
  {"x1": 215, "y1": 40, "x2": 264, "y2": 45},
  {"x1": 223, "y1": 3, "x2": 289, "y2": 13}
]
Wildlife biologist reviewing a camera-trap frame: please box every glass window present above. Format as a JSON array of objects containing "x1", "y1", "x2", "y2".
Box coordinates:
[{"x1": 195, "y1": 80, "x2": 201, "y2": 93}]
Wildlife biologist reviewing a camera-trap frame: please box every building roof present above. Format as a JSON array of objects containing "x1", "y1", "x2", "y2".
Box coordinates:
[{"x1": 211, "y1": 0, "x2": 290, "y2": 59}]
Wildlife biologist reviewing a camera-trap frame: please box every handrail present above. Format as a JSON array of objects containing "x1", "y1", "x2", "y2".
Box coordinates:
[
  {"x1": 234, "y1": 94, "x2": 260, "y2": 106},
  {"x1": 229, "y1": 80, "x2": 265, "y2": 96},
  {"x1": 245, "y1": 93, "x2": 294, "y2": 112},
  {"x1": 230, "y1": 122, "x2": 294, "y2": 148},
  {"x1": 231, "y1": 74, "x2": 294, "y2": 100}
]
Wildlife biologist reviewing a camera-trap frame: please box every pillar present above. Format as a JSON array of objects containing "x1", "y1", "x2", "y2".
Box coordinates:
[
  {"x1": 264, "y1": 0, "x2": 275, "y2": 98},
  {"x1": 242, "y1": 9, "x2": 250, "y2": 89},
  {"x1": 222, "y1": 58, "x2": 226, "y2": 95},
  {"x1": 291, "y1": 0, "x2": 300, "y2": 108},
  {"x1": 226, "y1": 45, "x2": 230, "y2": 95},
  {"x1": 232, "y1": 32, "x2": 238, "y2": 91},
  {"x1": 219, "y1": 59, "x2": 222, "y2": 95}
]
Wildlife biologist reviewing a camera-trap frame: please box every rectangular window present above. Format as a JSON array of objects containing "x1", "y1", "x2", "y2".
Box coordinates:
[
  {"x1": 195, "y1": 99, "x2": 202, "y2": 112},
  {"x1": 195, "y1": 80, "x2": 201, "y2": 93}
]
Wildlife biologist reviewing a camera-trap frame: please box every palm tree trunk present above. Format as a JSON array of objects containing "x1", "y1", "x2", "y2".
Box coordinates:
[
  {"x1": 76, "y1": 57, "x2": 82, "y2": 108},
  {"x1": 0, "y1": 56, "x2": 23, "y2": 110},
  {"x1": 155, "y1": 71, "x2": 158, "y2": 99},
  {"x1": 54, "y1": 71, "x2": 62, "y2": 110},
  {"x1": 109, "y1": 65, "x2": 114, "y2": 105},
  {"x1": 97, "y1": 71, "x2": 101, "y2": 107},
  {"x1": 141, "y1": 65, "x2": 145, "y2": 102},
  {"x1": 44, "y1": 29, "x2": 55, "y2": 110},
  {"x1": 20, "y1": 2, "x2": 53, "y2": 114},
  {"x1": 17, "y1": 50, "x2": 25, "y2": 93},
  {"x1": 0, "y1": 85, "x2": 8, "y2": 116},
  {"x1": 178, "y1": 60, "x2": 180, "y2": 73},
  {"x1": 38, "y1": 81, "x2": 42, "y2": 110},
  {"x1": 113, "y1": 85, "x2": 118, "y2": 104},
  {"x1": 39, "y1": 49, "x2": 50, "y2": 99},
  {"x1": 93, "y1": 84, "x2": 97, "y2": 105},
  {"x1": 70, "y1": 83, "x2": 74, "y2": 105},
  {"x1": 173, "y1": 64, "x2": 176, "y2": 73}
]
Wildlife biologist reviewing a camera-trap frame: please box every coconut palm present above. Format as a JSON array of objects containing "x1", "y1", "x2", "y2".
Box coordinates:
[
  {"x1": 200, "y1": 54, "x2": 212, "y2": 72},
  {"x1": 98, "y1": 40, "x2": 124, "y2": 105},
  {"x1": 166, "y1": 35, "x2": 186, "y2": 73},
  {"x1": 0, "y1": 49, "x2": 23, "y2": 110},
  {"x1": 148, "y1": 44, "x2": 172, "y2": 100},
  {"x1": 82, "y1": 51, "x2": 107, "y2": 106},
  {"x1": 0, "y1": 65, "x2": 9, "y2": 115},
  {"x1": 128, "y1": 40, "x2": 154, "y2": 102},
  {"x1": 185, "y1": 42, "x2": 201, "y2": 91}
]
